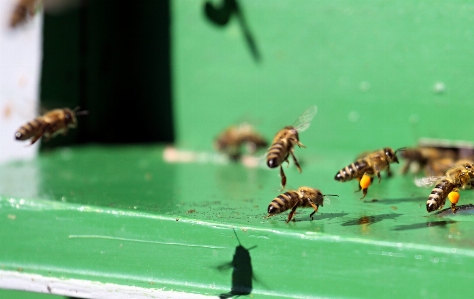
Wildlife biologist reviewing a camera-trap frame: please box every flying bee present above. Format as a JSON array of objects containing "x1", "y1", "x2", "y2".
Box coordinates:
[
  {"x1": 214, "y1": 123, "x2": 268, "y2": 160},
  {"x1": 15, "y1": 107, "x2": 88, "y2": 145},
  {"x1": 334, "y1": 147, "x2": 403, "y2": 199},
  {"x1": 266, "y1": 106, "x2": 317, "y2": 190},
  {"x1": 266, "y1": 186, "x2": 338, "y2": 223},
  {"x1": 415, "y1": 160, "x2": 474, "y2": 213}
]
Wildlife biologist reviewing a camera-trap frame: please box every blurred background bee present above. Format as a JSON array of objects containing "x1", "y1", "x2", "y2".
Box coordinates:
[
  {"x1": 266, "y1": 186, "x2": 337, "y2": 223},
  {"x1": 15, "y1": 107, "x2": 87, "y2": 145},
  {"x1": 334, "y1": 147, "x2": 402, "y2": 199},
  {"x1": 10, "y1": 0, "x2": 40, "y2": 27},
  {"x1": 10, "y1": 0, "x2": 80, "y2": 27},
  {"x1": 266, "y1": 105, "x2": 317, "y2": 190},
  {"x1": 214, "y1": 122, "x2": 267, "y2": 161},
  {"x1": 415, "y1": 160, "x2": 474, "y2": 213},
  {"x1": 400, "y1": 138, "x2": 474, "y2": 177}
]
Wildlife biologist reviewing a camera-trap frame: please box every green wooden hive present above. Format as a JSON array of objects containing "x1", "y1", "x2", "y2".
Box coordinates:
[{"x1": 2, "y1": 1, "x2": 474, "y2": 298}]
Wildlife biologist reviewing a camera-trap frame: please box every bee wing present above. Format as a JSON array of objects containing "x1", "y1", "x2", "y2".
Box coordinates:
[
  {"x1": 292, "y1": 105, "x2": 317, "y2": 133},
  {"x1": 414, "y1": 176, "x2": 443, "y2": 188},
  {"x1": 322, "y1": 194, "x2": 339, "y2": 206}
]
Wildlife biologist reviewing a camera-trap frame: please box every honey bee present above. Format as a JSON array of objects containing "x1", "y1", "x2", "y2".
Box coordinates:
[
  {"x1": 214, "y1": 123, "x2": 267, "y2": 160},
  {"x1": 267, "y1": 106, "x2": 317, "y2": 190},
  {"x1": 415, "y1": 160, "x2": 474, "y2": 213},
  {"x1": 267, "y1": 186, "x2": 337, "y2": 223},
  {"x1": 15, "y1": 107, "x2": 87, "y2": 145},
  {"x1": 400, "y1": 147, "x2": 457, "y2": 175},
  {"x1": 10, "y1": 0, "x2": 40, "y2": 27},
  {"x1": 334, "y1": 147, "x2": 402, "y2": 199}
]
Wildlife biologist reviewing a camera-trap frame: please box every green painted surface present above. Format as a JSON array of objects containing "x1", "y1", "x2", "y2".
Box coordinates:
[
  {"x1": 1, "y1": 146, "x2": 474, "y2": 298},
  {"x1": 0, "y1": 289, "x2": 65, "y2": 299},
  {"x1": 4, "y1": 1, "x2": 474, "y2": 298}
]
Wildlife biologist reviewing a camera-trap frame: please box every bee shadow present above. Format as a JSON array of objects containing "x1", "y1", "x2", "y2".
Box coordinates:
[
  {"x1": 340, "y1": 213, "x2": 402, "y2": 226},
  {"x1": 204, "y1": 0, "x2": 261, "y2": 62},
  {"x1": 363, "y1": 196, "x2": 426, "y2": 205},
  {"x1": 392, "y1": 220, "x2": 457, "y2": 231},
  {"x1": 433, "y1": 204, "x2": 474, "y2": 217},
  {"x1": 291, "y1": 212, "x2": 349, "y2": 222},
  {"x1": 216, "y1": 229, "x2": 262, "y2": 298}
]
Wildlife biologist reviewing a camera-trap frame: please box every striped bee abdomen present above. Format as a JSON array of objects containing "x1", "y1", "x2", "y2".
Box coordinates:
[
  {"x1": 426, "y1": 179, "x2": 454, "y2": 212},
  {"x1": 267, "y1": 191, "x2": 300, "y2": 215},
  {"x1": 335, "y1": 159, "x2": 369, "y2": 182},
  {"x1": 266, "y1": 140, "x2": 289, "y2": 168},
  {"x1": 15, "y1": 118, "x2": 45, "y2": 140}
]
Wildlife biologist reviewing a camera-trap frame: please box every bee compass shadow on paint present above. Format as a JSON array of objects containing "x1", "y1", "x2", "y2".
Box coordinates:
[
  {"x1": 217, "y1": 230, "x2": 261, "y2": 299},
  {"x1": 392, "y1": 220, "x2": 457, "y2": 231},
  {"x1": 433, "y1": 204, "x2": 474, "y2": 217},
  {"x1": 340, "y1": 213, "x2": 402, "y2": 226}
]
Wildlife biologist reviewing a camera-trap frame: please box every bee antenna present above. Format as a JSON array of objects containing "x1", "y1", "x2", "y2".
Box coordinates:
[
  {"x1": 232, "y1": 228, "x2": 242, "y2": 246},
  {"x1": 323, "y1": 194, "x2": 339, "y2": 197},
  {"x1": 75, "y1": 110, "x2": 89, "y2": 116},
  {"x1": 72, "y1": 106, "x2": 89, "y2": 116},
  {"x1": 395, "y1": 147, "x2": 407, "y2": 153}
]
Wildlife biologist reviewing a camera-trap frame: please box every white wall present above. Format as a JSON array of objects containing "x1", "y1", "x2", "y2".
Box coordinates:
[{"x1": 0, "y1": 0, "x2": 42, "y2": 163}]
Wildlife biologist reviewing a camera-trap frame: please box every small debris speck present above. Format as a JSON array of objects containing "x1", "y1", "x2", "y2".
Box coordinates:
[
  {"x1": 186, "y1": 209, "x2": 196, "y2": 214},
  {"x1": 433, "y1": 81, "x2": 446, "y2": 93}
]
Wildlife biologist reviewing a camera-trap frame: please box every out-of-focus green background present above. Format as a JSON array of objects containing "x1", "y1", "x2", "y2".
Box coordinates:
[
  {"x1": 174, "y1": 0, "x2": 474, "y2": 153},
  {"x1": 4, "y1": 1, "x2": 474, "y2": 299}
]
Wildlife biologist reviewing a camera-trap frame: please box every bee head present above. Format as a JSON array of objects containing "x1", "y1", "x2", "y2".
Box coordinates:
[
  {"x1": 462, "y1": 162, "x2": 474, "y2": 175},
  {"x1": 384, "y1": 147, "x2": 400, "y2": 164},
  {"x1": 64, "y1": 108, "x2": 77, "y2": 128}
]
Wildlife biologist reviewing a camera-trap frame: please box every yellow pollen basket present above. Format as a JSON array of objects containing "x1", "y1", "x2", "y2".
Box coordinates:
[
  {"x1": 359, "y1": 174, "x2": 372, "y2": 189},
  {"x1": 448, "y1": 191, "x2": 460, "y2": 204}
]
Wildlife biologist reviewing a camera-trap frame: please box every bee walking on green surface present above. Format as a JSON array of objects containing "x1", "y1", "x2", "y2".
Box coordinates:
[{"x1": 267, "y1": 186, "x2": 337, "y2": 223}]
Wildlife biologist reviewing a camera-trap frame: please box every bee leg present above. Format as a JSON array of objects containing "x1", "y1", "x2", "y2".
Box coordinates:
[
  {"x1": 40, "y1": 124, "x2": 53, "y2": 143},
  {"x1": 355, "y1": 177, "x2": 362, "y2": 192},
  {"x1": 376, "y1": 171, "x2": 382, "y2": 183},
  {"x1": 308, "y1": 199, "x2": 319, "y2": 220},
  {"x1": 29, "y1": 134, "x2": 43, "y2": 145},
  {"x1": 296, "y1": 141, "x2": 306, "y2": 148},
  {"x1": 286, "y1": 202, "x2": 299, "y2": 223},
  {"x1": 359, "y1": 175, "x2": 372, "y2": 199},
  {"x1": 451, "y1": 203, "x2": 458, "y2": 213},
  {"x1": 400, "y1": 162, "x2": 410, "y2": 175},
  {"x1": 386, "y1": 164, "x2": 392, "y2": 178},
  {"x1": 29, "y1": 125, "x2": 49, "y2": 145},
  {"x1": 290, "y1": 151, "x2": 302, "y2": 173},
  {"x1": 279, "y1": 165, "x2": 286, "y2": 191}
]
